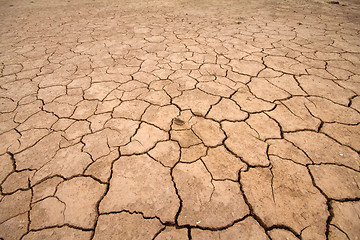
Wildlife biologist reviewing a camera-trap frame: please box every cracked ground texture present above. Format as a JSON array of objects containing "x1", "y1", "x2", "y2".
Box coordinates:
[{"x1": 0, "y1": 0, "x2": 360, "y2": 239}]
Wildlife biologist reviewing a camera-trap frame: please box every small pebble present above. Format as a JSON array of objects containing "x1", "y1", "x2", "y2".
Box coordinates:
[{"x1": 173, "y1": 118, "x2": 185, "y2": 125}]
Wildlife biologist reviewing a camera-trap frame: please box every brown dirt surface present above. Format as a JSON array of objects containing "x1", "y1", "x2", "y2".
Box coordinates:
[{"x1": 0, "y1": 0, "x2": 360, "y2": 239}]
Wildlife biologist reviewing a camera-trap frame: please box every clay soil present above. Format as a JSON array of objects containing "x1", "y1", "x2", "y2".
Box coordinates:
[{"x1": 0, "y1": 0, "x2": 360, "y2": 239}]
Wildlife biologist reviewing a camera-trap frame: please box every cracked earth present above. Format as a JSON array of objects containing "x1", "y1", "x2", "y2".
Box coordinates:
[{"x1": 0, "y1": 0, "x2": 360, "y2": 239}]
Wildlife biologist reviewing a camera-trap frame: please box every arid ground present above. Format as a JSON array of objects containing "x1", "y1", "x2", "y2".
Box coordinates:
[{"x1": 0, "y1": 0, "x2": 360, "y2": 239}]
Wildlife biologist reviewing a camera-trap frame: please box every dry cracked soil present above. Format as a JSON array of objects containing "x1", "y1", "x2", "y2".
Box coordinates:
[{"x1": 0, "y1": 0, "x2": 360, "y2": 239}]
